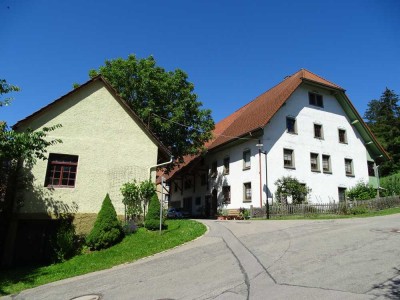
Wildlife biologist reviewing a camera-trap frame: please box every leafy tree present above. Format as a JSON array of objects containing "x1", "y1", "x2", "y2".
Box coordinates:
[
  {"x1": 86, "y1": 194, "x2": 124, "y2": 250},
  {"x1": 144, "y1": 193, "x2": 166, "y2": 231},
  {"x1": 364, "y1": 88, "x2": 400, "y2": 176},
  {"x1": 89, "y1": 55, "x2": 215, "y2": 169},
  {"x1": 1, "y1": 79, "x2": 62, "y2": 262},
  {"x1": 380, "y1": 172, "x2": 400, "y2": 196},
  {"x1": 121, "y1": 179, "x2": 155, "y2": 221},
  {"x1": 347, "y1": 181, "x2": 376, "y2": 200},
  {"x1": 275, "y1": 176, "x2": 311, "y2": 204}
]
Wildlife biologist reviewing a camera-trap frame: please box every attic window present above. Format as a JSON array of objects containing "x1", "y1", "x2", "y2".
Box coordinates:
[
  {"x1": 45, "y1": 154, "x2": 78, "y2": 188},
  {"x1": 309, "y1": 92, "x2": 323, "y2": 107}
]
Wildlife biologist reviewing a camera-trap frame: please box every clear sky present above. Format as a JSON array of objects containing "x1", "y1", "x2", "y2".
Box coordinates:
[{"x1": 1, "y1": 0, "x2": 399, "y2": 126}]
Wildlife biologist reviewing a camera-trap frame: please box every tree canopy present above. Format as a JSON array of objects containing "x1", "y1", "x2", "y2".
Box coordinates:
[
  {"x1": 364, "y1": 88, "x2": 400, "y2": 176},
  {"x1": 89, "y1": 55, "x2": 215, "y2": 169}
]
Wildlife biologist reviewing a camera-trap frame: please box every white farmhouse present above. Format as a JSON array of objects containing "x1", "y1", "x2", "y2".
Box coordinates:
[{"x1": 166, "y1": 69, "x2": 389, "y2": 216}]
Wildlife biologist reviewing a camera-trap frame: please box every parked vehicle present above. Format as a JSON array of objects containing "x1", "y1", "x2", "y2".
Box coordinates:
[{"x1": 167, "y1": 208, "x2": 183, "y2": 219}]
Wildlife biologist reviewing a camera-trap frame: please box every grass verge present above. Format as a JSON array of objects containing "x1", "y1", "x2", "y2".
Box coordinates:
[
  {"x1": 255, "y1": 206, "x2": 400, "y2": 220},
  {"x1": 0, "y1": 219, "x2": 206, "y2": 296}
]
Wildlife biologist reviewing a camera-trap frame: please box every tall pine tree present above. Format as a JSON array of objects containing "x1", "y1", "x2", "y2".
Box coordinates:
[{"x1": 364, "y1": 88, "x2": 400, "y2": 176}]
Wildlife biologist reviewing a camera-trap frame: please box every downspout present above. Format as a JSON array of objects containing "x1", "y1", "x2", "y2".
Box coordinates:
[{"x1": 148, "y1": 156, "x2": 174, "y2": 180}]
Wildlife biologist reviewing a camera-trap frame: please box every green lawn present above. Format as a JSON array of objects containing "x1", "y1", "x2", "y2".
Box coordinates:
[
  {"x1": 0, "y1": 219, "x2": 206, "y2": 296},
  {"x1": 257, "y1": 206, "x2": 400, "y2": 220}
]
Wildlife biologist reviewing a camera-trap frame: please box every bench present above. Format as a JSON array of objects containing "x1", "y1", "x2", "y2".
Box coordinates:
[{"x1": 226, "y1": 209, "x2": 244, "y2": 220}]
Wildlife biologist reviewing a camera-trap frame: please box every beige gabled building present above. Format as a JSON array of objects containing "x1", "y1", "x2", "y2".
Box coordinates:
[{"x1": 4, "y1": 75, "x2": 169, "y2": 265}]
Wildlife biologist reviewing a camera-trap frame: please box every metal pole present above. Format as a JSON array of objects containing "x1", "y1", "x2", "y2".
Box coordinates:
[
  {"x1": 265, "y1": 151, "x2": 270, "y2": 219},
  {"x1": 376, "y1": 165, "x2": 380, "y2": 198},
  {"x1": 159, "y1": 176, "x2": 164, "y2": 234},
  {"x1": 258, "y1": 147, "x2": 263, "y2": 208}
]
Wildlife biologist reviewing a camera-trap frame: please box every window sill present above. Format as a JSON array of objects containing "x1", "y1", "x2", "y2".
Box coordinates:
[
  {"x1": 46, "y1": 185, "x2": 75, "y2": 189},
  {"x1": 339, "y1": 142, "x2": 348, "y2": 145},
  {"x1": 223, "y1": 172, "x2": 230, "y2": 175},
  {"x1": 242, "y1": 167, "x2": 251, "y2": 171},
  {"x1": 346, "y1": 174, "x2": 355, "y2": 177},
  {"x1": 287, "y1": 131, "x2": 298, "y2": 135},
  {"x1": 311, "y1": 169, "x2": 321, "y2": 173},
  {"x1": 314, "y1": 137, "x2": 324, "y2": 140},
  {"x1": 243, "y1": 200, "x2": 252, "y2": 203},
  {"x1": 323, "y1": 171, "x2": 332, "y2": 174},
  {"x1": 284, "y1": 166, "x2": 296, "y2": 170}
]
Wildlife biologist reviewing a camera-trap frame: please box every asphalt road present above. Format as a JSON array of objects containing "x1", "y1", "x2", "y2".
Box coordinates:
[{"x1": 3, "y1": 214, "x2": 400, "y2": 300}]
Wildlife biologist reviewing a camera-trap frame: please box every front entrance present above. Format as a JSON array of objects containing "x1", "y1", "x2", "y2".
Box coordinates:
[{"x1": 211, "y1": 189, "x2": 218, "y2": 217}]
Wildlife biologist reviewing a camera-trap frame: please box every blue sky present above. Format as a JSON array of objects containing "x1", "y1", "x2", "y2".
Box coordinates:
[{"x1": 1, "y1": 0, "x2": 399, "y2": 126}]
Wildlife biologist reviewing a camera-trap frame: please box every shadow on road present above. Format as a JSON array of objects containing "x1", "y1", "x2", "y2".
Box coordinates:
[{"x1": 372, "y1": 267, "x2": 400, "y2": 299}]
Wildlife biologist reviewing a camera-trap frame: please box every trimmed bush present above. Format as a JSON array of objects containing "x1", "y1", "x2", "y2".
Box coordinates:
[
  {"x1": 347, "y1": 181, "x2": 376, "y2": 200},
  {"x1": 145, "y1": 193, "x2": 167, "y2": 230},
  {"x1": 86, "y1": 194, "x2": 124, "y2": 250}
]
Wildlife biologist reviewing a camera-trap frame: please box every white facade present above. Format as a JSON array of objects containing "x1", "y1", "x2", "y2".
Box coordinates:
[{"x1": 169, "y1": 84, "x2": 377, "y2": 214}]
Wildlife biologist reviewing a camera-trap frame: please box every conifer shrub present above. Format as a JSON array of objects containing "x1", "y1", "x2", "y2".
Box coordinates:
[
  {"x1": 86, "y1": 194, "x2": 124, "y2": 250},
  {"x1": 145, "y1": 193, "x2": 167, "y2": 230}
]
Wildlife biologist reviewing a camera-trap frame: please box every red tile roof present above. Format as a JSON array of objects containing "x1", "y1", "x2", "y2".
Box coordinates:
[
  {"x1": 163, "y1": 68, "x2": 344, "y2": 179},
  {"x1": 207, "y1": 68, "x2": 343, "y2": 150}
]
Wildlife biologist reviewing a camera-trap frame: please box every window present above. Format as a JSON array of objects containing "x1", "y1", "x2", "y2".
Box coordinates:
[
  {"x1": 211, "y1": 161, "x2": 217, "y2": 177},
  {"x1": 338, "y1": 129, "x2": 347, "y2": 144},
  {"x1": 286, "y1": 116, "x2": 297, "y2": 134},
  {"x1": 338, "y1": 187, "x2": 346, "y2": 202},
  {"x1": 184, "y1": 179, "x2": 192, "y2": 190},
  {"x1": 309, "y1": 92, "x2": 323, "y2": 107},
  {"x1": 45, "y1": 154, "x2": 78, "y2": 187},
  {"x1": 223, "y1": 157, "x2": 230, "y2": 174},
  {"x1": 322, "y1": 155, "x2": 331, "y2": 173},
  {"x1": 345, "y1": 159, "x2": 354, "y2": 176},
  {"x1": 243, "y1": 182, "x2": 251, "y2": 202},
  {"x1": 223, "y1": 186, "x2": 231, "y2": 204},
  {"x1": 243, "y1": 150, "x2": 251, "y2": 170},
  {"x1": 195, "y1": 197, "x2": 201, "y2": 206},
  {"x1": 367, "y1": 161, "x2": 375, "y2": 176},
  {"x1": 200, "y1": 173, "x2": 207, "y2": 186},
  {"x1": 310, "y1": 153, "x2": 320, "y2": 172},
  {"x1": 283, "y1": 149, "x2": 295, "y2": 168},
  {"x1": 314, "y1": 124, "x2": 323, "y2": 139}
]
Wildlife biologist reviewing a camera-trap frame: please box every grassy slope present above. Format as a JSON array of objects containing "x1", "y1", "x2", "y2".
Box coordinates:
[{"x1": 0, "y1": 219, "x2": 206, "y2": 296}]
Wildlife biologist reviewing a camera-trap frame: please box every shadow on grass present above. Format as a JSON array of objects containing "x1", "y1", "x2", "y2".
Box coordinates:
[
  {"x1": 372, "y1": 268, "x2": 400, "y2": 299},
  {"x1": 0, "y1": 264, "x2": 50, "y2": 296}
]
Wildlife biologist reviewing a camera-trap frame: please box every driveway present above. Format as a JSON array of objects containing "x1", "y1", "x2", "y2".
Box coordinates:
[{"x1": 3, "y1": 214, "x2": 400, "y2": 300}]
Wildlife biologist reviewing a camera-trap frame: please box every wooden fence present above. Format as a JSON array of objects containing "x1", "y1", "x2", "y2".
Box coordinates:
[{"x1": 250, "y1": 196, "x2": 400, "y2": 218}]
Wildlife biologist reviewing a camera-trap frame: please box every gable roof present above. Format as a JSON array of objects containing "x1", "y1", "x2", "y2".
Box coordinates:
[
  {"x1": 165, "y1": 68, "x2": 389, "y2": 180},
  {"x1": 207, "y1": 69, "x2": 344, "y2": 150},
  {"x1": 13, "y1": 75, "x2": 171, "y2": 158}
]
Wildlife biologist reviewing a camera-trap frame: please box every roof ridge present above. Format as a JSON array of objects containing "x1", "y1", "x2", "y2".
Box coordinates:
[{"x1": 300, "y1": 68, "x2": 341, "y2": 88}]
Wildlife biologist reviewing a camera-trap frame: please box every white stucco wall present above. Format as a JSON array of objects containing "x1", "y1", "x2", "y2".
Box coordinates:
[
  {"x1": 169, "y1": 83, "x2": 375, "y2": 210},
  {"x1": 18, "y1": 80, "x2": 158, "y2": 216},
  {"x1": 263, "y1": 84, "x2": 371, "y2": 203}
]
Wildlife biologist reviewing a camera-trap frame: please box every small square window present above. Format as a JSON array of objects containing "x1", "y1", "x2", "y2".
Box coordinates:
[
  {"x1": 345, "y1": 159, "x2": 354, "y2": 176},
  {"x1": 243, "y1": 150, "x2": 251, "y2": 170},
  {"x1": 309, "y1": 92, "x2": 323, "y2": 107},
  {"x1": 195, "y1": 197, "x2": 201, "y2": 206},
  {"x1": 367, "y1": 161, "x2": 375, "y2": 177},
  {"x1": 223, "y1": 157, "x2": 230, "y2": 174},
  {"x1": 184, "y1": 179, "x2": 192, "y2": 190},
  {"x1": 283, "y1": 149, "x2": 295, "y2": 168},
  {"x1": 200, "y1": 173, "x2": 207, "y2": 186},
  {"x1": 211, "y1": 161, "x2": 217, "y2": 177},
  {"x1": 45, "y1": 153, "x2": 78, "y2": 188},
  {"x1": 322, "y1": 155, "x2": 331, "y2": 173},
  {"x1": 286, "y1": 117, "x2": 297, "y2": 134},
  {"x1": 223, "y1": 186, "x2": 231, "y2": 204},
  {"x1": 310, "y1": 153, "x2": 320, "y2": 172},
  {"x1": 338, "y1": 129, "x2": 347, "y2": 144},
  {"x1": 314, "y1": 124, "x2": 323, "y2": 139},
  {"x1": 243, "y1": 182, "x2": 251, "y2": 202}
]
